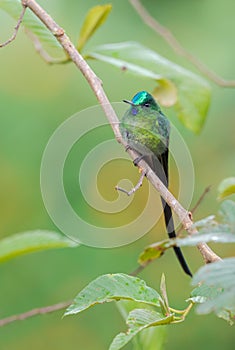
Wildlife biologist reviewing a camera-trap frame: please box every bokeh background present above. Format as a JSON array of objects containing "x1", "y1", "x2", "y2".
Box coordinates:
[{"x1": 0, "y1": 0, "x2": 234, "y2": 349}]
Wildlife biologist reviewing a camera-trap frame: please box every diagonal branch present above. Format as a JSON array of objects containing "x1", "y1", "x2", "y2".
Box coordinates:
[
  {"x1": 0, "y1": 4, "x2": 27, "y2": 48},
  {"x1": 0, "y1": 300, "x2": 72, "y2": 327},
  {"x1": 21, "y1": 0, "x2": 220, "y2": 265},
  {"x1": 129, "y1": 0, "x2": 235, "y2": 87}
]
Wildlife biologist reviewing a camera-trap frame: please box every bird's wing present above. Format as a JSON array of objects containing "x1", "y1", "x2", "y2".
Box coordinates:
[
  {"x1": 150, "y1": 149, "x2": 169, "y2": 188},
  {"x1": 159, "y1": 149, "x2": 169, "y2": 186}
]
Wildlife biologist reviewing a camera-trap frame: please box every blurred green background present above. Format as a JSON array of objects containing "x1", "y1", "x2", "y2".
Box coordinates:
[{"x1": 0, "y1": 0, "x2": 234, "y2": 349}]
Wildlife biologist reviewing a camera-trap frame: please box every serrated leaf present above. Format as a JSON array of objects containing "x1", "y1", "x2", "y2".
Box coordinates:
[
  {"x1": 138, "y1": 240, "x2": 172, "y2": 266},
  {"x1": 218, "y1": 177, "x2": 235, "y2": 200},
  {"x1": 116, "y1": 301, "x2": 167, "y2": 350},
  {"x1": 88, "y1": 41, "x2": 211, "y2": 133},
  {"x1": 193, "y1": 258, "x2": 235, "y2": 289},
  {"x1": 109, "y1": 308, "x2": 173, "y2": 350},
  {"x1": 191, "y1": 258, "x2": 235, "y2": 324},
  {"x1": 0, "y1": 0, "x2": 61, "y2": 48},
  {"x1": 0, "y1": 230, "x2": 78, "y2": 263},
  {"x1": 77, "y1": 4, "x2": 112, "y2": 51},
  {"x1": 189, "y1": 284, "x2": 223, "y2": 304},
  {"x1": 64, "y1": 274, "x2": 160, "y2": 316}
]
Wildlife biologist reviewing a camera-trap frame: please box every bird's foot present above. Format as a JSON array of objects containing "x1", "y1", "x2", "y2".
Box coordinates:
[
  {"x1": 125, "y1": 145, "x2": 131, "y2": 152},
  {"x1": 133, "y1": 155, "x2": 144, "y2": 167}
]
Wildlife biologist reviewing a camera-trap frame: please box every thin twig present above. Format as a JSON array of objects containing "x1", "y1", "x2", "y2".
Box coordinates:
[
  {"x1": 130, "y1": 265, "x2": 145, "y2": 276},
  {"x1": 190, "y1": 185, "x2": 211, "y2": 215},
  {"x1": 129, "y1": 0, "x2": 235, "y2": 87},
  {"x1": 0, "y1": 300, "x2": 72, "y2": 327},
  {"x1": 0, "y1": 5, "x2": 27, "y2": 48},
  {"x1": 25, "y1": 29, "x2": 69, "y2": 64},
  {"x1": 177, "y1": 185, "x2": 211, "y2": 236},
  {"x1": 115, "y1": 169, "x2": 146, "y2": 196}
]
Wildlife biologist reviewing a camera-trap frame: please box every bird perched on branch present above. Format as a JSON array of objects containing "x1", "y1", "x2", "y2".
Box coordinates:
[{"x1": 121, "y1": 91, "x2": 192, "y2": 277}]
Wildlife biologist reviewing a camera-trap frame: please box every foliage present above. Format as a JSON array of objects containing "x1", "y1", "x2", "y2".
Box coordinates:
[
  {"x1": 190, "y1": 258, "x2": 235, "y2": 325},
  {"x1": 0, "y1": 1, "x2": 210, "y2": 134},
  {"x1": 139, "y1": 200, "x2": 235, "y2": 266},
  {"x1": 88, "y1": 41, "x2": 211, "y2": 133},
  {"x1": 0, "y1": 230, "x2": 78, "y2": 263},
  {"x1": 64, "y1": 273, "x2": 161, "y2": 316},
  {"x1": 77, "y1": 4, "x2": 112, "y2": 51},
  {"x1": 65, "y1": 274, "x2": 191, "y2": 349},
  {"x1": 217, "y1": 177, "x2": 235, "y2": 200},
  {"x1": 0, "y1": 1, "x2": 234, "y2": 349},
  {"x1": 109, "y1": 308, "x2": 172, "y2": 350},
  {"x1": 0, "y1": 0, "x2": 61, "y2": 47}
]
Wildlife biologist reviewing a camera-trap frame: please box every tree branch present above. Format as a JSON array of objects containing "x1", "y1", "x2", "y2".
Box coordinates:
[
  {"x1": 129, "y1": 0, "x2": 235, "y2": 87},
  {"x1": 0, "y1": 300, "x2": 72, "y2": 327},
  {"x1": 0, "y1": 4, "x2": 26, "y2": 48}
]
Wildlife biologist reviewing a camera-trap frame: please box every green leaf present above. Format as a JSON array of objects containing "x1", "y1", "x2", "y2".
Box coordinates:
[
  {"x1": 64, "y1": 274, "x2": 160, "y2": 316},
  {"x1": 116, "y1": 300, "x2": 166, "y2": 350},
  {"x1": 115, "y1": 301, "x2": 167, "y2": 350},
  {"x1": 88, "y1": 41, "x2": 211, "y2": 133},
  {"x1": 77, "y1": 4, "x2": 112, "y2": 51},
  {"x1": 138, "y1": 240, "x2": 172, "y2": 266},
  {"x1": 191, "y1": 258, "x2": 235, "y2": 324},
  {"x1": 0, "y1": 0, "x2": 61, "y2": 48},
  {"x1": 189, "y1": 283, "x2": 224, "y2": 304},
  {"x1": 109, "y1": 308, "x2": 173, "y2": 350},
  {"x1": 0, "y1": 230, "x2": 78, "y2": 263},
  {"x1": 218, "y1": 177, "x2": 235, "y2": 200}
]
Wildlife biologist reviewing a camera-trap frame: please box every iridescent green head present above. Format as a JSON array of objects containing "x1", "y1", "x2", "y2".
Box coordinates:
[{"x1": 123, "y1": 91, "x2": 161, "y2": 112}]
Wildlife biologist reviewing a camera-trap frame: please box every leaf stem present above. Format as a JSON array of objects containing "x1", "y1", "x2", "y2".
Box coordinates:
[{"x1": 169, "y1": 302, "x2": 194, "y2": 323}]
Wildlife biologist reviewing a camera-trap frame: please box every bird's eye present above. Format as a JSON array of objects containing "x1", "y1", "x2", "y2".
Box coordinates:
[{"x1": 144, "y1": 103, "x2": 150, "y2": 107}]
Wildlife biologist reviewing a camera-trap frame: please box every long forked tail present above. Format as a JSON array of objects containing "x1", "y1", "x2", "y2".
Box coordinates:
[
  {"x1": 158, "y1": 151, "x2": 192, "y2": 277},
  {"x1": 161, "y1": 198, "x2": 192, "y2": 277}
]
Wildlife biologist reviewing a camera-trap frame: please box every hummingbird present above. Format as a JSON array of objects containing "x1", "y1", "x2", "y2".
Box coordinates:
[{"x1": 121, "y1": 91, "x2": 192, "y2": 277}]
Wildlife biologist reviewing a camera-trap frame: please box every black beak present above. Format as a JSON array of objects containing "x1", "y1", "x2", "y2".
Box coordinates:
[{"x1": 123, "y1": 99, "x2": 135, "y2": 106}]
